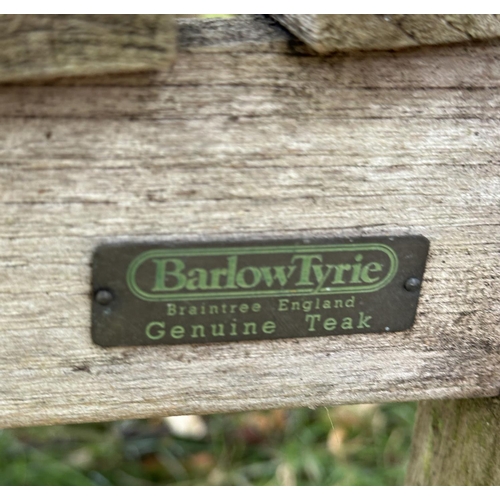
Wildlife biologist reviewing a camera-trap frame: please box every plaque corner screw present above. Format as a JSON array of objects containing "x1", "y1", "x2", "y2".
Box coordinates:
[
  {"x1": 95, "y1": 289, "x2": 113, "y2": 305},
  {"x1": 404, "y1": 277, "x2": 421, "y2": 292}
]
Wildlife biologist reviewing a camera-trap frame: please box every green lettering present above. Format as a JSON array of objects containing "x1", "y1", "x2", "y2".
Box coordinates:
[
  {"x1": 331, "y1": 264, "x2": 352, "y2": 285},
  {"x1": 323, "y1": 317, "x2": 337, "y2": 331},
  {"x1": 211, "y1": 324, "x2": 225, "y2": 336},
  {"x1": 350, "y1": 254, "x2": 364, "y2": 283},
  {"x1": 191, "y1": 325, "x2": 205, "y2": 338},
  {"x1": 302, "y1": 300, "x2": 312, "y2": 312},
  {"x1": 341, "y1": 317, "x2": 353, "y2": 330},
  {"x1": 225, "y1": 256, "x2": 238, "y2": 289},
  {"x1": 242, "y1": 322, "x2": 257, "y2": 335},
  {"x1": 278, "y1": 299, "x2": 289, "y2": 311},
  {"x1": 209, "y1": 267, "x2": 227, "y2": 290},
  {"x1": 360, "y1": 262, "x2": 383, "y2": 283},
  {"x1": 186, "y1": 268, "x2": 209, "y2": 291},
  {"x1": 260, "y1": 265, "x2": 295, "y2": 287},
  {"x1": 170, "y1": 325, "x2": 185, "y2": 339},
  {"x1": 312, "y1": 263, "x2": 336, "y2": 291},
  {"x1": 151, "y1": 258, "x2": 186, "y2": 292},
  {"x1": 305, "y1": 314, "x2": 321, "y2": 332},
  {"x1": 291, "y1": 254, "x2": 323, "y2": 286},
  {"x1": 146, "y1": 321, "x2": 166, "y2": 340},
  {"x1": 357, "y1": 312, "x2": 372, "y2": 328},
  {"x1": 262, "y1": 321, "x2": 276, "y2": 334},
  {"x1": 236, "y1": 267, "x2": 262, "y2": 288}
]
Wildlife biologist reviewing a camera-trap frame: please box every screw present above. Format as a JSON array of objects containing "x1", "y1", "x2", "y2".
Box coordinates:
[
  {"x1": 404, "y1": 277, "x2": 421, "y2": 292},
  {"x1": 95, "y1": 289, "x2": 113, "y2": 305}
]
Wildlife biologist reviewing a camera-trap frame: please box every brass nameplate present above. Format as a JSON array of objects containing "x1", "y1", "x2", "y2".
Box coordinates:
[{"x1": 91, "y1": 236, "x2": 429, "y2": 346}]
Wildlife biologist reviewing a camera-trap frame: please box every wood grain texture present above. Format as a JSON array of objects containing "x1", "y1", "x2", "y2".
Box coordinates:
[
  {"x1": 406, "y1": 397, "x2": 500, "y2": 485},
  {"x1": 272, "y1": 14, "x2": 500, "y2": 53},
  {"x1": 0, "y1": 15, "x2": 499, "y2": 428},
  {"x1": 0, "y1": 15, "x2": 176, "y2": 83}
]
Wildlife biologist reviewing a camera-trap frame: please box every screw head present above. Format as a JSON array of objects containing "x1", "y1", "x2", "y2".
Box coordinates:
[
  {"x1": 95, "y1": 289, "x2": 113, "y2": 305},
  {"x1": 404, "y1": 277, "x2": 421, "y2": 292}
]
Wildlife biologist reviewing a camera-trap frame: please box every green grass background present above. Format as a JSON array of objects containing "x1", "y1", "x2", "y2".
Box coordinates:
[{"x1": 0, "y1": 402, "x2": 415, "y2": 485}]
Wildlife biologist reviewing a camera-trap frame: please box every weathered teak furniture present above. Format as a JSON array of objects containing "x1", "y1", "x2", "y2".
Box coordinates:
[{"x1": 0, "y1": 15, "x2": 499, "y2": 485}]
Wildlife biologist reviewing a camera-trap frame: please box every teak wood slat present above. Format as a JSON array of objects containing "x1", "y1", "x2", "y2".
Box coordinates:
[
  {"x1": 0, "y1": 15, "x2": 499, "y2": 428},
  {"x1": 0, "y1": 15, "x2": 176, "y2": 83},
  {"x1": 406, "y1": 397, "x2": 500, "y2": 485},
  {"x1": 272, "y1": 14, "x2": 500, "y2": 53}
]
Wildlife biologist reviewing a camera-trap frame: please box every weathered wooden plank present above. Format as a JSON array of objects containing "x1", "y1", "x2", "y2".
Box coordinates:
[
  {"x1": 0, "y1": 15, "x2": 176, "y2": 83},
  {"x1": 272, "y1": 15, "x2": 500, "y2": 53},
  {"x1": 406, "y1": 397, "x2": 500, "y2": 485},
  {"x1": 0, "y1": 15, "x2": 499, "y2": 428}
]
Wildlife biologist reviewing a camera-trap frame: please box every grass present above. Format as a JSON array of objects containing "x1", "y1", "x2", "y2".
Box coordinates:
[{"x1": 0, "y1": 402, "x2": 416, "y2": 485}]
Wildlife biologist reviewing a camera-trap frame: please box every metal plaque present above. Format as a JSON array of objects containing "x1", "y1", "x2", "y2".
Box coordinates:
[{"x1": 91, "y1": 235, "x2": 429, "y2": 347}]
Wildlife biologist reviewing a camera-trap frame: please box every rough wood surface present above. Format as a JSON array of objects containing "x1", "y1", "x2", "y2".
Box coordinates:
[
  {"x1": 0, "y1": 15, "x2": 499, "y2": 428},
  {"x1": 406, "y1": 397, "x2": 500, "y2": 485},
  {"x1": 0, "y1": 15, "x2": 176, "y2": 83},
  {"x1": 272, "y1": 14, "x2": 500, "y2": 53}
]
